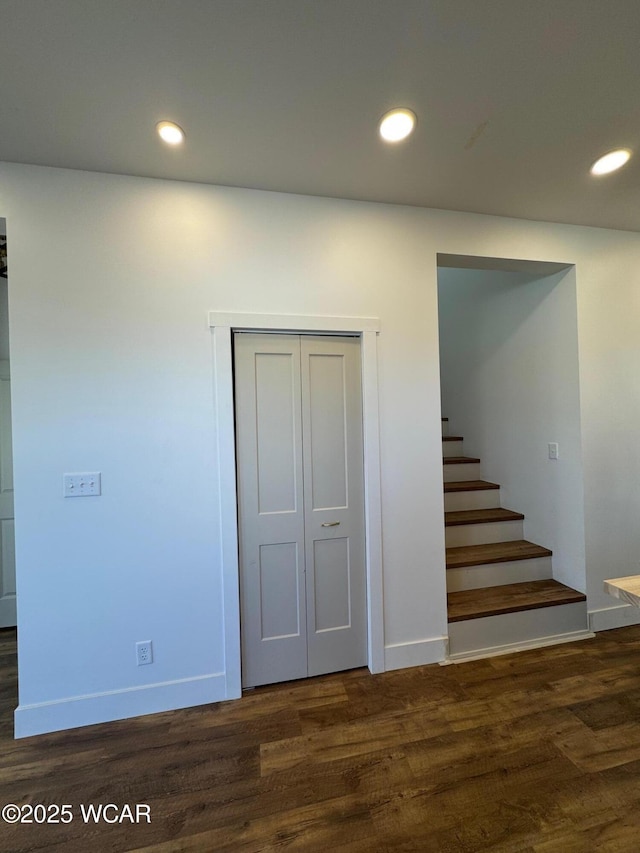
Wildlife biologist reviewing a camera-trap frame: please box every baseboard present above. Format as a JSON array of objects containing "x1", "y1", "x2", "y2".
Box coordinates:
[
  {"x1": 589, "y1": 604, "x2": 640, "y2": 632},
  {"x1": 0, "y1": 594, "x2": 16, "y2": 627},
  {"x1": 384, "y1": 636, "x2": 448, "y2": 671},
  {"x1": 14, "y1": 672, "x2": 227, "y2": 738},
  {"x1": 442, "y1": 629, "x2": 595, "y2": 665}
]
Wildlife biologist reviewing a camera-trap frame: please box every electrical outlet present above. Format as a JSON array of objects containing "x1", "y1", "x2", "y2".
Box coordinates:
[
  {"x1": 136, "y1": 640, "x2": 153, "y2": 666},
  {"x1": 548, "y1": 443, "x2": 559, "y2": 460}
]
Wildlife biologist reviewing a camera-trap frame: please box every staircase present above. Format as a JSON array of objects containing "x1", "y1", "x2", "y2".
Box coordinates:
[{"x1": 442, "y1": 417, "x2": 590, "y2": 661}]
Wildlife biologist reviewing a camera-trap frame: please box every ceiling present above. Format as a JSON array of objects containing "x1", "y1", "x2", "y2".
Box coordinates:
[{"x1": 1, "y1": 0, "x2": 640, "y2": 232}]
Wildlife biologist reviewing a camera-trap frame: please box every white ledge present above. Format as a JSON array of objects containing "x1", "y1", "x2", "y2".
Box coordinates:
[{"x1": 604, "y1": 575, "x2": 640, "y2": 609}]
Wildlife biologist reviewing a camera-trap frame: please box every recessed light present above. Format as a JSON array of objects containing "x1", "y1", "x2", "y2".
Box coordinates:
[
  {"x1": 156, "y1": 121, "x2": 185, "y2": 145},
  {"x1": 590, "y1": 148, "x2": 631, "y2": 176},
  {"x1": 379, "y1": 108, "x2": 416, "y2": 143}
]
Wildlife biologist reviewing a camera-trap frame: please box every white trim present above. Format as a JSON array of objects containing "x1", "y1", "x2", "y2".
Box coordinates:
[
  {"x1": 384, "y1": 636, "x2": 448, "y2": 671},
  {"x1": 361, "y1": 330, "x2": 384, "y2": 673},
  {"x1": 589, "y1": 605, "x2": 640, "y2": 633},
  {"x1": 209, "y1": 311, "x2": 380, "y2": 334},
  {"x1": 212, "y1": 326, "x2": 242, "y2": 699},
  {"x1": 441, "y1": 630, "x2": 595, "y2": 665},
  {"x1": 14, "y1": 673, "x2": 226, "y2": 738},
  {"x1": 210, "y1": 311, "x2": 385, "y2": 683}
]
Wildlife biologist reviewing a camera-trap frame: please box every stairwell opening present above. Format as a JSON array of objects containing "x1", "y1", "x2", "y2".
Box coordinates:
[{"x1": 436, "y1": 254, "x2": 590, "y2": 660}]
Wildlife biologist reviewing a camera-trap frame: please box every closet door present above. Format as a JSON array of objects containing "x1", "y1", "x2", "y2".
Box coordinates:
[
  {"x1": 235, "y1": 332, "x2": 366, "y2": 688},
  {"x1": 234, "y1": 334, "x2": 308, "y2": 688},
  {"x1": 301, "y1": 336, "x2": 366, "y2": 677},
  {"x1": 0, "y1": 362, "x2": 15, "y2": 628}
]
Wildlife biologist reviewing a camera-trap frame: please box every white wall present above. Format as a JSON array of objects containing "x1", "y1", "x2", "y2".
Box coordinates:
[
  {"x1": 438, "y1": 266, "x2": 586, "y2": 591},
  {"x1": 2, "y1": 164, "x2": 448, "y2": 736},
  {"x1": 1, "y1": 161, "x2": 640, "y2": 736}
]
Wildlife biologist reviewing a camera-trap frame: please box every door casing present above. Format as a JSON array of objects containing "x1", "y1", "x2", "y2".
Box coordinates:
[
  {"x1": 210, "y1": 312, "x2": 384, "y2": 700},
  {"x1": 0, "y1": 360, "x2": 15, "y2": 628}
]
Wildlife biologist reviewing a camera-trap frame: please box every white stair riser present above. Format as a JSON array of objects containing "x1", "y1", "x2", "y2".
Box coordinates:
[
  {"x1": 444, "y1": 489, "x2": 501, "y2": 511},
  {"x1": 443, "y1": 462, "x2": 481, "y2": 482},
  {"x1": 446, "y1": 556, "x2": 552, "y2": 592},
  {"x1": 448, "y1": 601, "x2": 588, "y2": 656},
  {"x1": 441, "y1": 420, "x2": 449, "y2": 437},
  {"x1": 445, "y1": 519, "x2": 524, "y2": 547},
  {"x1": 442, "y1": 440, "x2": 464, "y2": 458}
]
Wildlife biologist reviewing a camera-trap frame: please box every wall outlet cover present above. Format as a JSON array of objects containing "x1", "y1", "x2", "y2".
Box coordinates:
[
  {"x1": 63, "y1": 472, "x2": 101, "y2": 497},
  {"x1": 135, "y1": 640, "x2": 153, "y2": 666}
]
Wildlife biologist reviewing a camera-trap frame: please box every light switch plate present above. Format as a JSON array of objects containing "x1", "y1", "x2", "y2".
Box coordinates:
[{"x1": 63, "y1": 472, "x2": 101, "y2": 497}]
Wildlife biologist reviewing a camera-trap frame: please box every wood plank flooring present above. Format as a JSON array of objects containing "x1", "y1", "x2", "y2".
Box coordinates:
[{"x1": 4, "y1": 625, "x2": 640, "y2": 851}]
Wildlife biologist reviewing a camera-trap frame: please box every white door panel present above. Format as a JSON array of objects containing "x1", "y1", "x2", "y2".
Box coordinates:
[
  {"x1": 254, "y1": 351, "x2": 299, "y2": 514},
  {"x1": 235, "y1": 336, "x2": 307, "y2": 688},
  {"x1": 301, "y1": 337, "x2": 366, "y2": 677},
  {"x1": 312, "y1": 537, "x2": 351, "y2": 631},
  {"x1": 235, "y1": 334, "x2": 366, "y2": 687},
  {"x1": 258, "y1": 541, "x2": 301, "y2": 639},
  {"x1": 0, "y1": 361, "x2": 15, "y2": 628},
  {"x1": 306, "y1": 351, "x2": 348, "y2": 509}
]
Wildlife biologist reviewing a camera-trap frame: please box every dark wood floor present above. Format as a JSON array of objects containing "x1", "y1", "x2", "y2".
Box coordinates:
[{"x1": 4, "y1": 626, "x2": 640, "y2": 851}]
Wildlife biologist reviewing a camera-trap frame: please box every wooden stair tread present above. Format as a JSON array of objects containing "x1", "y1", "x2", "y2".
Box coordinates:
[
  {"x1": 443, "y1": 456, "x2": 480, "y2": 465},
  {"x1": 445, "y1": 508, "x2": 524, "y2": 527},
  {"x1": 442, "y1": 436, "x2": 464, "y2": 442},
  {"x1": 444, "y1": 479, "x2": 500, "y2": 493},
  {"x1": 446, "y1": 539, "x2": 552, "y2": 569},
  {"x1": 447, "y1": 579, "x2": 586, "y2": 623}
]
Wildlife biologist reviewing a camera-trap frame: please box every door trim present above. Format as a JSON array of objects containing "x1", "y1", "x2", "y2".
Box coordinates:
[{"x1": 210, "y1": 312, "x2": 384, "y2": 700}]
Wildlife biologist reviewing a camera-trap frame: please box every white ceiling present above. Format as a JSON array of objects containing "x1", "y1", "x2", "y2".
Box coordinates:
[{"x1": 2, "y1": 0, "x2": 639, "y2": 232}]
